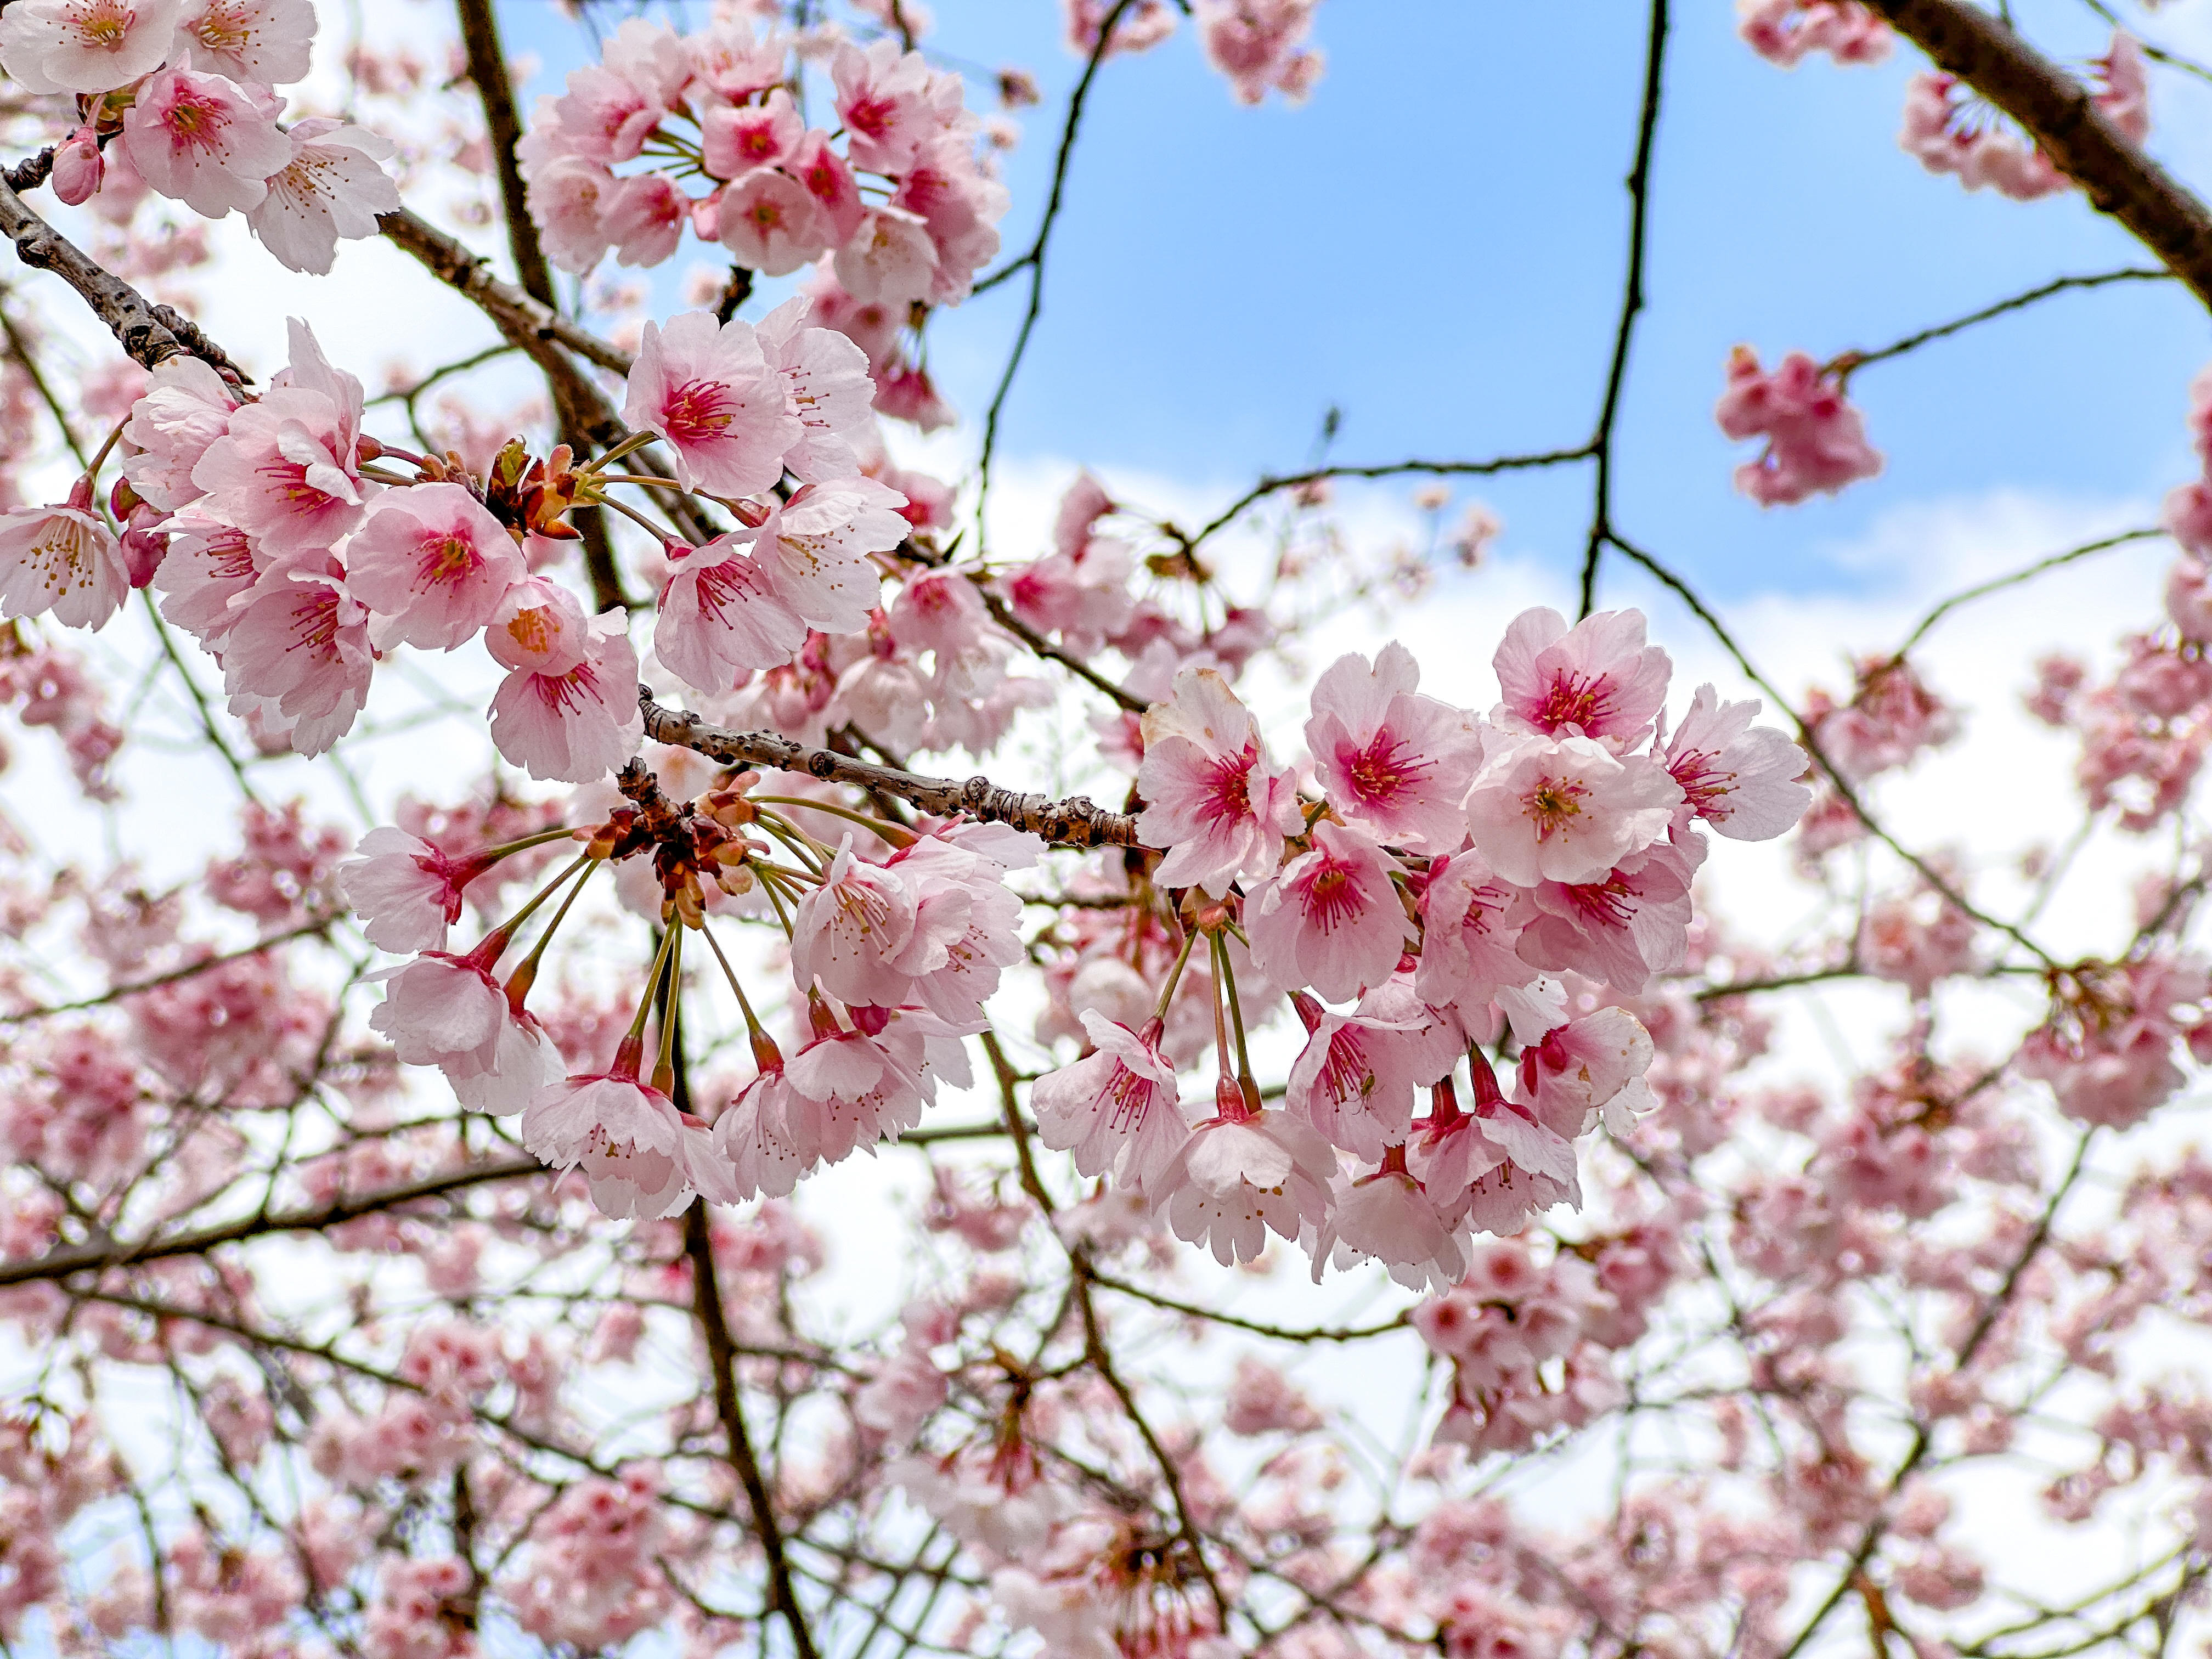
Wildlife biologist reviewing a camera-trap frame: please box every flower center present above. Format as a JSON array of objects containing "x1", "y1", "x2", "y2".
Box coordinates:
[
  {"x1": 661, "y1": 379, "x2": 739, "y2": 444},
  {"x1": 1524, "y1": 778, "x2": 1586, "y2": 842}
]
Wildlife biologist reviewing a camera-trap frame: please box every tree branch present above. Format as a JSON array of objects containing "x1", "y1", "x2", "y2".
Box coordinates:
[
  {"x1": 0, "y1": 175, "x2": 246, "y2": 378},
  {"x1": 640, "y1": 691, "x2": 1144, "y2": 849},
  {"x1": 0, "y1": 1155, "x2": 544, "y2": 1288},
  {"x1": 1862, "y1": 0, "x2": 2212, "y2": 311}
]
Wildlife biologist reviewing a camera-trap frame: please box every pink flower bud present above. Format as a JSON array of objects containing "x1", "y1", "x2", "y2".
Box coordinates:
[{"x1": 50, "y1": 128, "x2": 102, "y2": 207}]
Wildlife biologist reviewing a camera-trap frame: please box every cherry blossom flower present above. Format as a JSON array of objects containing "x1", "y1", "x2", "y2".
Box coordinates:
[
  {"x1": 1247, "y1": 821, "x2": 1412, "y2": 1003},
  {"x1": 699, "y1": 87, "x2": 802, "y2": 177},
  {"x1": 1305, "y1": 640, "x2": 1481, "y2": 849},
  {"x1": 151, "y1": 519, "x2": 259, "y2": 648},
  {"x1": 0, "y1": 495, "x2": 129, "y2": 630},
  {"x1": 1736, "y1": 0, "x2": 1889, "y2": 66},
  {"x1": 0, "y1": 0, "x2": 183, "y2": 95},
  {"x1": 1515, "y1": 840, "x2": 1696, "y2": 994},
  {"x1": 831, "y1": 37, "x2": 936, "y2": 175},
  {"x1": 122, "y1": 66, "x2": 292, "y2": 219},
  {"x1": 218, "y1": 556, "x2": 374, "y2": 757},
  {"x1": 1658, "y1": 685, "x2": 1811, "y2": 840},
  {"x1": 751, "y1": 477, "x2": 909, "y2": 634},
  {"x1": 1714, "y1": 346, "x2": 1883, "y2": 506},
  {"x1": 1032, "y1": 1012, "x2": 1189, "y2": 1193},
  {"x1": 523, "y1": 1059, "x2": 705, "y2": 1220},
  {"x1": 1153, "y1": 1096, "x2": 1338, "y2": 1265},
  {"x1": 345, "y1": 483, "x2": 526, "y2": 652},
  {"x1": 1195, "y1": 0, "x2": 1323, "y2": 105},
  {"x1": 247, "y1": 120, "x2": 402, "y2": 275},
  {"x1": 781, "y1": 1011, "x2": 932, "y2": 1165},
  {"x1": 1464, "y1": 733, "x2": 1681, "y2": 888},
  {"x1": 653, "y1": 532, "x2": 806, "y2": 692},
  {"x1": 1493, "y1": 606, "x2": 1672, "y2": 748},
  {"x1": 834, "y1": 206, "x2": 941, "y2": 306},
  {"x1": 526, "y1": 156, "x2": 619, "y2": 274},
  {"x1": 1135, "y1": 666, "x2": 1301, "y2": 896},
  {"x1": 755, "y1": 295, "x2": 880, "y2": 483},
  {"x1": 1286, "y1": 979, "x2": 1458, "y2": 1161},
  {"x1": 121, "y1": 355, "x2": 240, "y2": 512},
  {"x1": 1313, "y1": 1159, "x2": 1464, "y2": 1293},
  {"x1": 367, "y1": 950, "x2": 508, "y2": 1076},
  {"x1": 718, "y1": 169, "x2": 832, "y2": 276},
  {"x1": 484, "y1": 574, "x2": 589, "y2": 679},
  {"x1": 1414, "y1": 849, "x2": 1531, "y2": 1013},
  {"x1": 601, "y1": 172, "x2": 685, "y2": 269},
  {"x1": 337, "y1": 827, "x2": 489, "y2": 953},
  {"x1": 50, "y1": 126, "x2": 103, "y2": 205},
  {"x1": 487, "y1": 608, "x2": 643, "y2": 784},
  {"x1": 191, "y1": 320, "x2": 367, "y2": 556},
  {"x1": 173, "y1": 0, "x2": 314, "y2": 84},
  {"x1": 1515, "y1": 1007, "x2": 1657, "y2": 1138},
  {"x1": 623, "y1": 310, "x2": 799, "y2": 498}
]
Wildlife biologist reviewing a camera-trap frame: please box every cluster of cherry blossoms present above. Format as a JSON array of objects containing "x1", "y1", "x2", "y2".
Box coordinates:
[
  {"x1": 1714, "y1": 345, "x2": 1883, "y2": 507},
  {"x1": 520, "y1": 9, "x2": 1007, "y2": 427},
  {"x1": 0, "y1": 0, "x2": 400, "y2": 273}
]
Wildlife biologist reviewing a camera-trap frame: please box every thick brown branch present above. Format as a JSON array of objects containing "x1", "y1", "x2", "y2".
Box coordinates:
[
  {"x1": 0, "y1": 1155, "x2": 544, "y2": 1288},
  {"x1": 1862, "y1": 0, "x2": 2212, "y2": 310},
  {"x1": 640, "y1": 691, "x2": 1144, "y2": 849},
  {"x1": 683, "y1": 1204, "x2": 822, "y2": 1659},
  {"x1": 0, "y1": 176, "x2": 245, "y2": 377}
]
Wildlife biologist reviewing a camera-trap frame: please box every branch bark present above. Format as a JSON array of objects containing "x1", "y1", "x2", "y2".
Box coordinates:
[
  {"x1": 0, "y1": 176, "x2": 245, "y2": 378},
  {"x1": 639, "y1": 691, "x2": 1144, "y2": 849},
  {"x1": 0, "y1": 1155, "x2": 543, "y2": 1288},
  {"x1": 1862, "y1": 0, "x2": 2212, "y2": 311}
]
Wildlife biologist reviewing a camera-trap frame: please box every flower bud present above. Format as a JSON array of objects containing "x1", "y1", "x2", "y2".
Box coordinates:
[{"x1": 50, "y1": 127, "x2": 102, "y2": 206}]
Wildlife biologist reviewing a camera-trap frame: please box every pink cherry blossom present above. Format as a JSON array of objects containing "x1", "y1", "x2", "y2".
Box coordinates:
[
  {"x1": 1247, "y1": 821, "x2": 1413, "y2": 1003},
  {"x1": 173, "y1": 0, "x2": 314, "y2": 84},
  {"x1": 701, "y1": 87, "x2": 802, "y2": 177},
  {"x1": 653, "y1": 532, "x2": 806, "y2": 692},
  {"x1": 1313, "y1": 1160, "x2": 1464, "y2": 1293},
  {"x1": 191, "y1": 320, "x2": 366, "y2": 556},
  {"x1": 754, "y1": 296, "x2": 880, "y2": 483},
  {"x1": 600, "y1": 172, "x2": 685, "y2": 269},
  {"x1": 1658, "y1": 684, "x2": 1812, "y2": 840},
  {"x1": 219, "y1": 560, "x2": 373, "y2": 756},
  {"x1": 1464, "y1": 733, "x2": 1681, "y2": 887},
  {"x1": 1714, "y1": 346, "x2": 1883, "y2": 506},
  {"x1": 484, "y1": 575, "x2": 589, "y2": 677},
  {"x1": 487, "y1": 608, "x2": 643, "y2": 784},
  {"x1": 1414, "y1": 848, "x2": 1531, "y2": 1013},
  {"x1": 1153, "y1": 1097, "x2": 1338, "y2": 1266},
  {"x1": 1737, "y1": 0, "x2": 1889, "y2": 67},
  {"x1": 345, "y1": 483, "x2": 525, "y2": 652},
  {"x1": 623, "y1": 310, "x2": 799, "y2": 498},
  {"x1": 718, "y1": 169, "x2": 832, "y2": 276},
  {"x1": 337, "y1": 826, "x2": 489, "y2": 953},
  {"x1": 247, "y1": 120, "x2": 402, "y2": 275},
  {"x1": 751, "y1": 477, "x2": 907, "y2": 634},
  {"x1": 50, "y1": 126, "x2": 103, "y2": 205},
  {"x1": 523, "y1": 1062, "x2": 704, "y2": 1220},
  {"x1": 1135, "y1": 666, "x2": 1302, "y2": 896},
  {"x1": 1305, "y1": 640, "x2": 1481, "y2": 849},
  {"x1": 831, "y1": 37, "x2": 935, "y2": 176},
  {"x1": 151, "y1": 518, "x2": 261, "y2": 648},
  {"x1": 1515, "y1": 1007, "x2": 1656, "y2": 1138},
  {"x1": 121, "y1": 355, "x2": 240, "y2": 512},
  {"x1": 1286, "y1": 978, "x2": 1458, "y2": 1161},
  {"x1": 0, "y1": 498, "x2": 128, "y2": 630},
  {"x1": 366, "y1": 949, "x2": 507, "y2": 1075},
  {"x1": 834, "y1": 206, "x2": 941, "y2": 306},
  {"x1": 0, "y1": 0, "x2": 183, "y2": 95},
  {"x1": 1031, "y1": 1012, "x2": 1189, "y2": 1194},
  {"x1": 1194, "y1": 0, "x2": 1322, "y2": 106},
  {"x1": 526, "y1": 156, "x2": 620, "y2": 274},
  {"x1": 1515, "y1": 839, "x2": 1696, "y2": 994},
  {"x1": 122, "y1": 66, "x2": 292, "y2": 219},
  {"x1": 1493, "y1": 606, "x2": 1672, "y2": 748}
]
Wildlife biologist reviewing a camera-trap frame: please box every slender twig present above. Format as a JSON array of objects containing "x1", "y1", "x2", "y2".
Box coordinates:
[
  {"x1": 1184, "y1": 447, "x2": 1595, "y2": 551},
  {"x1": 1578, "y1": 0, "x2": 1669, "y2": 618},
  {"x1": 1894, "y1": 527, "x2": 2160, "y2": 655},
  {"x1": 1836, "y1": 268, "x2": 2172, "y2": 380}
]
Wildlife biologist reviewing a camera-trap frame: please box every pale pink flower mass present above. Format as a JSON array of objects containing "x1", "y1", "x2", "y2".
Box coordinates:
[
  {"x1": 1135, "y1": 666, "x2": 1301, "y2": 896},
  {"x1": 1305, "y1": 640, "x2": 1480, "y2": 849},
  {"x1": 0, "y1": 0, "x2": 184, "y2": 94},
  {"x1": 122, "y1": 66, "x2": 292, "y2": 219},
  {"x1": 623, "y1": 310, "x2": 799, "y2": 498}
]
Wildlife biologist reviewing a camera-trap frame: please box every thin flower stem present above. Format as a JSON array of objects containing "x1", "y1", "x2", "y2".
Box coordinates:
[
  {"x1": 595, "y1": 490, "x2": 684, "y2": 544},
  {"x1": 512, "y1": 857, "x2": 598, "y2": 981},
  {"x1": 754, "y1": 811, "x2": 831, "y2": 873},
  {"x1": 626, "y1": 922, "x2": 681, "y2": 1044},
  {"x1": 701, "y1": 923, "x2": 765, "y2": 1040},
  {"x1": 754, "y1": 797, "x2": 917, "y2": 848},
  {"x1": 1216, "y1": 932, "x2": 1257, "y2": 1095},
  {"x1": 1153, "y1": 923, "x2": 1200, "y2": 1022},
  {"x1": 652, "y1": 927, "x2": 685, "y2": 1090},
  {"x1": 484, "y1": 852, "x2": 591, "y2": 954},
  {"x1": 579, "y1": 430, "x2": 657, "y2": 473},
  {"x1": 479, "y1": 825, "x2": 585, "y2": 861}
]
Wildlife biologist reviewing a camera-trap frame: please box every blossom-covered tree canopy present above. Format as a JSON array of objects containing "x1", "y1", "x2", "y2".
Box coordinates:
[{"x1": 1, "y1": 0, "x2": 2211, "y2": 1654}]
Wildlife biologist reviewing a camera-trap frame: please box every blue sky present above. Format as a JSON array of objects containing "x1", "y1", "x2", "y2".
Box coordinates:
[{"x1": 497, "y1": 0, "x2": 2212, "y2": 606}]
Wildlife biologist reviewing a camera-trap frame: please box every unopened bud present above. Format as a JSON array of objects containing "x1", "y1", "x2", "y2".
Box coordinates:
[{"x1": 50, "y1": 127, "x2": 102, "y2": 206}]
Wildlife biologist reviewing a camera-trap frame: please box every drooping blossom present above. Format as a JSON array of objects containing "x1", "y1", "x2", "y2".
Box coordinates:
[
  {"x1": 1135, "y1": 667, "x2": 1301, "y2": 896},
  {"x1": 191, "y1": 320, "x2": 367, "y2": 556},
  {"x1": 1304, "y1": 640, "x2": 1481, "y2": 849},
  {"x1": 1194, "y1": 0, "x2": 1323, "y2": 105},
  {"x1": 751, "y1": 477, "x2": 909, "y2": 634},
  {"x1": 1464, "y1": 733, "x2": 1681, "y2": 888},
  {"x1": 622, "y1": 310, "x2": 799, "y2": 498},
  {"x1": 0, "y1": 495, "x2": 129, "y2": 630},
  {"x1": 0, "y1": 0, "x2": 183, "y2": 94},
  {"x1": 121, "y1": 355, "x2": 240, "y2": 512},
  {"x1": 1312, "y1": 1159, "x2": 1465, "y2": 1293},
  {"x1": 1152, "y1": 1096, "x2": 1338, "y2": 1265},
  {"x1": 523, "y1": 1053, "x2": 707, "y2": 1220},
  {"x1": 1414, "y1": 849, "x2": 1531, "y2": 1013},
  {"x1": 1515, "y1": 840, "x2": 1696, "y2": 995},
  {"x1": 219, "y1": 559, "x2": 374, "y2": 757},
  {"x1": 1031, "y1": 1012, "x2": 1189, "y2": 1194},
  {"x1": 1246, "y1": 821, "x2": 1412, "y2": 1004},
  {"x1": 755, "y1": 295, "x2": 881, "y2": 483},
  {"x1": 121, "y1": 66, "x2": 292, "y2": 219},
  {"x1": 1715, "y1": 347, "x2": 1883, "y2": 506},
  {"x1": 1492, "y1": 607, "x2": 1672, "y2": 749},
  {"x1": 345, "y1": 483, "x2": 526, "y2": 652},
  {"x1": 1736, "y1": 0, "x2": 1889, "y2": 66},
  {"x1": 1285, "y1": 979, "x2": 1459, "y2": 1162},
  {"x1": 337, "y1": 827, "x2": 493, "y2": 954},
  {"x1": 1515, "y1": 1007, "x2": 1657, "y2": 1138}
]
